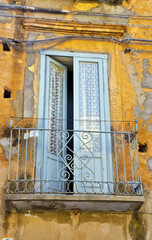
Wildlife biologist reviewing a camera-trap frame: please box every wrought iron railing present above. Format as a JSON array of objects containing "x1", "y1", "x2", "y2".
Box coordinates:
[{"x1": 7, "y1": 125, "x2": 142, "y2": 195}]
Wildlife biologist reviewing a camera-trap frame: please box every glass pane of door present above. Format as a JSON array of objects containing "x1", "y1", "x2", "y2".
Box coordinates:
[
  {"x1": 74, "y1": 57, "x2": 111, "y2": 194},
  {"x1": 43, "y1": 57, "x2": 67, "y2": 192}
]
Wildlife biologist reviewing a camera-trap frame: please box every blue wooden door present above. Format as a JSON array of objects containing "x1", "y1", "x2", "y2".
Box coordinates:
[
  {"x1": 73, "y1": 57, "x2": 113, "y2": 193},
  {"x1": 43, "y1": 56, "x2": 67, "y2": 192}
]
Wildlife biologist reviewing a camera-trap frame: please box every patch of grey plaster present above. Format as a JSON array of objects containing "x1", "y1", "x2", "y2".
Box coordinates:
[
  {"x1": 12, "y1": 90, "x2": 23, "y2": 119},
  {"x1": 24, "y1": 92, "x2": 35, "y2": 117},
  {"x1": 134, "y1": 93, "x2": 152, "y2": 121},
  {"x1": 26, "y1": 53, "x2": 36, "y2": 67},
  {"x1": 23, "y1": 68, "x2": 34, "y2": 117},
  {"x1": 120, "y1": 52, "x2": 146, "y2": 106},
  {"x1": 133, "y1": 106, "x2": 142, "y2": 119},
  {"x1": 24, "y1": 68, "x2": 34, "y2": 87},
  {"x1": 143, "y1": 59, "x2": 150, "y2": 69},
  {"x1": 129, "y1": 64, "x2": 146, "y2": 106},
  {"x1": 147, "y1": 157, "x2": 152, "y2": 171},
  {"x1": 120, "y1": 52, "x2": 152, "y2": 125},
  {"x1": 145, "y1": 123, "x2": 152, "y2": 132},
  {"x1": 143, "y1": 92, "x2": 152, "y2": 115},
  {"x1": 44, "y1": 33, "x2": 56, "y2": 39},
  {"x1": 141, "y1": 70, "x2": 152, "y2": 89},
  {"x1": 27, "y1": 33, "x2": 39, "y2": 41},
  {"x1": 141, "y1": 111, "x2": 151, "y2": 121},
  {"x1": 0, "y1": 138, "x2": 17, "y2": 159}
]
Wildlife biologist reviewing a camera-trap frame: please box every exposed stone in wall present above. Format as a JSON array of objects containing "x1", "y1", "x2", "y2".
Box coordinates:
[{"x1": 147, "y1": 157, "x2": 152, "y2": 171}]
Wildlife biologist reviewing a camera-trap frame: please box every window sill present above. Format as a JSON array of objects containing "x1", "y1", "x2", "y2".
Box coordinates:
[{"x1": 5, "y1": 194, "x2": 145, "y2": 212}]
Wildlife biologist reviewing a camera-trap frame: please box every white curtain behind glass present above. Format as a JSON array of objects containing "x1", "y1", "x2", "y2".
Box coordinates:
[{"x1": 79, "y1": 62, "x2": 101, "y2": 153}]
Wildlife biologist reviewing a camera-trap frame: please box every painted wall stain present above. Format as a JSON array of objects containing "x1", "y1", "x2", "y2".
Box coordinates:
[{"x1": 129, "y1": 213, "x2": 147, "y2": 240}]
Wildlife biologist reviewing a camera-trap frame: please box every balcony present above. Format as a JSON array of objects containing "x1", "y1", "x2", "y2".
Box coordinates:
[{"x1": 5, "y1": 121, "x2": 144, "y2": 212}]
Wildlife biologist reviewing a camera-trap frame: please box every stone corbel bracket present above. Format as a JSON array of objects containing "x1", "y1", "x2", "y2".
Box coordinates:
[{"x1": 22, "y1": 19, "x2": 126, "y2": 37}]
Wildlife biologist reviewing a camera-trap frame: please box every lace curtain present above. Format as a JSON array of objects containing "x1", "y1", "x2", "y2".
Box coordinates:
[{"x1": 48, "y1": 62, "x2": 64, "y2": 154}]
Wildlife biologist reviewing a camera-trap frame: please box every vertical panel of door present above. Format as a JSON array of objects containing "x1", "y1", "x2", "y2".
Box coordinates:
[
  {"x1": 36, "y1": 54, "x2": 46, "y2": 192},
  {"x1": 43, "y1": 56, "x2": 67, "y2": 192},
  {"x1": 74, "y1": 56, "x2": 112, "y2": 194},
  {"x1": 103, "y1": 58, "x2": 113, "y2": 191}
]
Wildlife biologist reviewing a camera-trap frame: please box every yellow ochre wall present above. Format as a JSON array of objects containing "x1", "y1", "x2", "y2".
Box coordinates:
[{"x1": 0, "y1": 0, "x2": 152, "y2": 239}]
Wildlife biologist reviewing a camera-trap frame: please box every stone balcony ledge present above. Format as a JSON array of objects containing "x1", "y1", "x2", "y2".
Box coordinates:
[{"x1": 5, "y1": 194, "x2": 145, "y2": 212}]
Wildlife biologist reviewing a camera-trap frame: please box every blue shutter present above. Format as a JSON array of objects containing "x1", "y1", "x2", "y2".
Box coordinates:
[{"x1": 38, "y1": 56, "x2": 67, "y2": 192}]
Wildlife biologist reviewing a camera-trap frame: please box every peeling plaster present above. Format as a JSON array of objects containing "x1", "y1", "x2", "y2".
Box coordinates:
[
  {"x1": 120, "y1": 52, "x2": 146, "y2": 107},
  {"x1": 143, "y1": 92, "x2": 152, "y2": 115},
  {"x1": 143, "y1": 59, "x2": 150, "y2": 69},
  {"x1": 141, "y1": 59, "x2": 152, "y2": 89},
  {"x1": 0, "y1": 138, "x2": 17, "y2": 159},
  {"x1": 147, "y1": 158, "x2": 152, "y2": 171},
  {"x1": 12, "y1": 90, "x2": 23, "y2": 119},
  {"x1": 133, "y1": 106, "x2": 142, "y2": 119},
  {"x1": 133, "y1": 93, "x2": 152, "y2": 121},
  {"x1": 26, "y1": 54, "x2": 36, "y2": 67},
  {"x1": 145, "y1": 123, "x2": 152, "y2": 132},
  {"x1": 24, "y1": 68, "x2": 34, "y2": 117},
  {"x1": 121, "y1": 53, "x2": 152, "y2": 130},
  {"x1": 141, "y1": 70, "x2": 152, "y2": 89}
]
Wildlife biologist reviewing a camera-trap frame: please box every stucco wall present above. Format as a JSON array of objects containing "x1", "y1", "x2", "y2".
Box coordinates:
[{"x1": 0, "y1": 0, "x2": 152, "y2": 239}]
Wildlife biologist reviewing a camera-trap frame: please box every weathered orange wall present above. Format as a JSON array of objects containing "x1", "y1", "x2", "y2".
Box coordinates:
[{"x1": 0, "y1": 0, "x2": 152, "y2": 239}]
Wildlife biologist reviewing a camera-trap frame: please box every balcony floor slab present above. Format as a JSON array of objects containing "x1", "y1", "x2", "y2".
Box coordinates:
[{"x1": 5, "y1": 194, "x2": 145, "y2": 212}]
